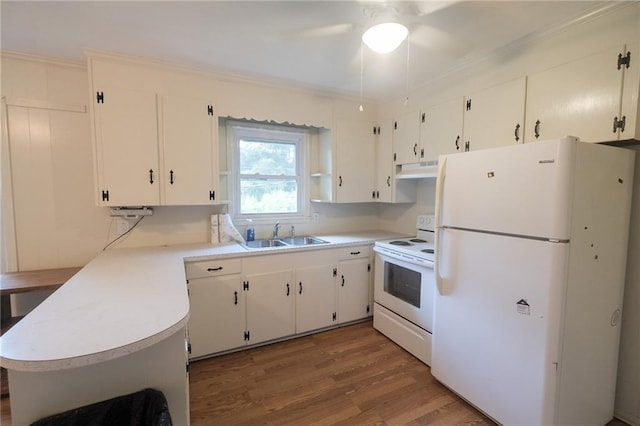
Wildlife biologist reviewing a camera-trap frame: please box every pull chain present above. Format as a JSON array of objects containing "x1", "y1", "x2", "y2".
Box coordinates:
[
  {"x1": 359, "y1": 42, "x2": 364, "y2": 112},
  {"x1": 405, "y1": 34, "x2": 410, "y2": 107}
]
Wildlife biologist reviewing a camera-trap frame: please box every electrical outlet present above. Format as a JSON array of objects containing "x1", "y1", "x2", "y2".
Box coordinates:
[
  {"x1": 312, "y1": 213, "x2": 320, "y2": 223},
  {"x1": 116, "y1": 218, "x2": 131, "y2": 234}
]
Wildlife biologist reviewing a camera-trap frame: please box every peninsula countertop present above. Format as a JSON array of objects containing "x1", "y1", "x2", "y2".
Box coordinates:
[{"x1": 0, "y1": 231, "x2": 402, "y2": 372}]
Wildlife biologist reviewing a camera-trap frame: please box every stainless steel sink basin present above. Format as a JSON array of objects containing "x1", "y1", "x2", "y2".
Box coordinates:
[
  {"x1": 244, "y1": 239, "x2": 288, "y2": 248},
  {"x1": 279, "y1": 236, "x2": 329, "y2": 246},
  {"x1": 243, "y1": 235, "x2": 329, "y2": 249}
]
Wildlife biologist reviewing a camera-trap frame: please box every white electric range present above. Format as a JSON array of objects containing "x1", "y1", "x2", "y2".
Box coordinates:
[{"x1": 373, "y1": 214, "x2": 436, "y2": 365}]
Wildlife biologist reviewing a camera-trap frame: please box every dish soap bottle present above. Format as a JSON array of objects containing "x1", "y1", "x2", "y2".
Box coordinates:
[{"x1": 246, "y1": 220, "x2": 255, "y2": 242}]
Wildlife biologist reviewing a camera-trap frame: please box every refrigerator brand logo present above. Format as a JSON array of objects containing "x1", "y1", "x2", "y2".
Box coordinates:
[
  {"x1": 516, "y1": 299, "x2": 531, "y2": 315},
  {"x1": 538, "y1": 159, "x2": 555, "y2": 164}
]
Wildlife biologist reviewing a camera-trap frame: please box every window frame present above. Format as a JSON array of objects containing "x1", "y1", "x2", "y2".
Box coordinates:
[{"x1": 228, "y1": 121, "x2": 310, "y2": 224}]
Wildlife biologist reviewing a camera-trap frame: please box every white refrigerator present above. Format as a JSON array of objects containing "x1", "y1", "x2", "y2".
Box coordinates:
[{"x1": 432, "y1": 137, "x2": 635, "y2": 425}]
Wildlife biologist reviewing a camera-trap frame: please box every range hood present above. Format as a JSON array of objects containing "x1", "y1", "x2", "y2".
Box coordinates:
[{"x1": 395, "y1": 161, "x2": 439, "y2": 179}]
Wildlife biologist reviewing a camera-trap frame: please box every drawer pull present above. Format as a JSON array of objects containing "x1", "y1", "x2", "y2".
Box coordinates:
[
  {"x1": 234, "y1": 291, "x2": 238, "y2": 305},
  {"x1": 350, "y1": 251, "x2": 361, "y2": 255},
  {"x1": 207, "y1": 267, "x2": 223, "y2": 272},
  {"x1": 286, "y1": 283, "x2": 290, "y2": 296}
]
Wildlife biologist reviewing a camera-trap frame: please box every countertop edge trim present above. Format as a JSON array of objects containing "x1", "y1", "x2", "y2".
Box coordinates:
[{"x1": 0, "y1": 316, "x2": 189, "y2": 372}]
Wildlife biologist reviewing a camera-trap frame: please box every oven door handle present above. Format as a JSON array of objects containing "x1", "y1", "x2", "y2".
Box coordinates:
[{"x1": 434, "y1": 156, "x2": 447, "y2": 296}]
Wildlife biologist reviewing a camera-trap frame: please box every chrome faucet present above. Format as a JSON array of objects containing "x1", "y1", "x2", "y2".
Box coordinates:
[{"x1": 272, "y1": 222, "x2": 281, "y2": 238}]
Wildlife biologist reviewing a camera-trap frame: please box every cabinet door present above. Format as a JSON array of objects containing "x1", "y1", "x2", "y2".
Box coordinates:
[
  {"x1": 375, "y1": 122, "x2": 393, "y2": 202},
  {"x1": 464, "y1": 77, "x2": 526, "y2": 151},
  {"x1": 187, "y1": 274, "x2": 245, "y2": 358},
  {"x1": 393, "y1": 110, "x2": 421, "y2": 164},
  {"x1": 161, "y1": 95, "x2": 218, "y2": 205},
  {"x1": 337, "y1": 258, "x2": 371, "y2": 323},
  {"x1": 420, "y1": 97, "x2": 465, "y2": 161},
  {"x1": 525, "y1": 47, "x2": 625, "y2": 143},
  {"x1": 93, "y1": 87, "x2": 159, "y2": 206},
  {"x1": 295, "y1": 265, "x2": 337, "y2": 333},
  {"x1": 335, "y1": 119, "x2": 376, "y2": 202},
  {"x1": 246, "y1": 269, "x2": 295, "y2": 344}
]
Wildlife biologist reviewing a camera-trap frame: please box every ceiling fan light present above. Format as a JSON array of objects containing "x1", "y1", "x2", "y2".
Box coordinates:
[{"x1": 362, "y1": 22, "x2": 408, "y2": 54}]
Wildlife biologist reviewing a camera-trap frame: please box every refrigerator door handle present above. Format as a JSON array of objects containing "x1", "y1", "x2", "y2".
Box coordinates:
[{"x1": 434, "y1": 156, "x2": 447, "y2": 295}]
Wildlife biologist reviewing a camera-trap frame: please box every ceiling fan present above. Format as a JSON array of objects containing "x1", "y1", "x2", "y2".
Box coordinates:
[{"x1": 277, "y1": 1, "x2": 466, "y2": 56}]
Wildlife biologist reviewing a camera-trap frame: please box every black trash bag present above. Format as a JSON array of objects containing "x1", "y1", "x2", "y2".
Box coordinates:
[{"x1": 31, "y1": 388, "x2": 172, "y2": 426}]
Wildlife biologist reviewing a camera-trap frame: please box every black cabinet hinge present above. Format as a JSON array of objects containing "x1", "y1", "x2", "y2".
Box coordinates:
[
  {"x1": 243, "y1": 281, "x2": 249, "y2": 291},
  {"x1": 367, "y1": 263, "x2": 371, "y2": 272},
  {"x1": 617, "y1": 51, "x2": 631, "y2": 70},
  {"x1": 613, "y1": 116, "x2": 627, "y2": 133},
  {"x1": 187, "y1": 342, "x2": 192, "y2": 354},
  {"x1": 420, "y1": 148, "x2": 424, "y2": 158},
  {"x1": 393, "y1": 153, "x2": 397, "y2": 162},
  {"x1": 366, "y1": 305, "x2": 370, "y2": 314},
  {"x1": 96, "y1": 91, "x2": 104, "y2": 104},
  {"x1": 186, "y1": 363, "x2": 190, "y2": 374},
  {"x1": 209, "y1": 190, "x2": 215, "y2": 201},
  {"x1": 394, "y1": 121, "x2": 398, "y2": 130},
  {"x1": 373, "y1": 126, "x2": 377, "y2": 135},
  {"x1": 466, "y1": 99, "x2": 472, "y2": 111},
  {"x1": 207, "y1": 105, "x2": 214, "y2": 116},
  {"x1": 332, "y1": 268, "x2": 337, "y2": 277},
  {"x1": 101, "y1": 190, "x2": 109, "y2": 202},
  {"x1": 332, "y1": 312, "x2": 337, "y2": 321},
  {"x1": 464, "y1": 141, "x2": 470, "y2": 152},
  {"x1": 244, "y1": 331, "x2": 250, "y2": 341},
  {"x1": 421, "y1": 112, "x2": 426, "y2": 123}
]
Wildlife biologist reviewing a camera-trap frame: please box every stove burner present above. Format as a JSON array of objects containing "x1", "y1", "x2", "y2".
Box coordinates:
[
  {"x1": 421, "y1": 249, "x2": 435, "y2": 254},
  {"x1": 410, "y1": 238, "x2": 427, "y2": 243},
  {"x1": 389, "y1": 240, "x2": 412, "y2": 246}
]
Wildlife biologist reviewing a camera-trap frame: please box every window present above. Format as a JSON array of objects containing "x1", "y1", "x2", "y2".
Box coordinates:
[{"x1": 229, "y1": 122, "x2": 308, "y2": 221}]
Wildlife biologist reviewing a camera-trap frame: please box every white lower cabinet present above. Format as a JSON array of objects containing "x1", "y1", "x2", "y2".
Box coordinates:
[
  {"x1": 336, "y1": 246, "x2": 372, "y2": 323},
  {"x1": 187, "y1": 274, "x2": 245, "y2": 358},
  {"x1": 186, "y1": 245, "x2": 373, "y2": 360},
  {"x1": 245, "y1": 269, "x2": 295, "y2": 345},
  {"x1": 185, "y1": 258, "x2": 244, "y2": 359},
  {"x1": 295, "y1": 254, "x2": 338, "y2": 334}
]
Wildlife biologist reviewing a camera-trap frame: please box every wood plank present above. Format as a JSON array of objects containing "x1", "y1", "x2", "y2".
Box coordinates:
[{"x1": 0, "y1": 267, "x2": 81, "y2": 295}]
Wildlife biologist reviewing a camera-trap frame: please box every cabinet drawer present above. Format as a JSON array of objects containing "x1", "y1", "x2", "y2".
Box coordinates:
[
  {"x1": 336, "y1": 245, "x2": 371, "y2": 260},
  {"x1": 185, "y1": 258, "x2": 242, "y2": 279}
]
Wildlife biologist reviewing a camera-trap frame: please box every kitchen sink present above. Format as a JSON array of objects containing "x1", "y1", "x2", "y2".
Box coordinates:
[
  {"x1": 244, "y1": 239, "x2": 288, "y2": 248},
  {"x1": 243, "y1": 235, "x2": 329, "y2": 249},
  {"x1": 279, "y1": 236, "x2": 329, "y2": 246}
]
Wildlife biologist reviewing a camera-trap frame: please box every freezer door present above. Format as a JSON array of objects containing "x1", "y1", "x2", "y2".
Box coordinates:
[
  {"x1": 432, "y1": 228, "x2": 568, "y2": 425},
  {"x1": 438, "y1": 137, "x2": 576, "y2": 240}
]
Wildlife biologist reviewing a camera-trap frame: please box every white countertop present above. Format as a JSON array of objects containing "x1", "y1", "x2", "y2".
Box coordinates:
[{"x1": 0, "y1": 231, "x2": 402, "y2": 372}]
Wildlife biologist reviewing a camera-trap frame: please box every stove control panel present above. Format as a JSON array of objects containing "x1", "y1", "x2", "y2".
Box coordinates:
[{"x1": 417, "y1": 214, "x2": 435, "y2": 232}]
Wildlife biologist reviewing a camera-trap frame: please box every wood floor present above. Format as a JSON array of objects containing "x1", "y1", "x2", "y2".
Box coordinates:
[
  {"x1": 189, "y1": 321, "x2": 493, "y2": 425},
  {"x1": 0, "y1": 321, "x2": 632, "y2": 425}
]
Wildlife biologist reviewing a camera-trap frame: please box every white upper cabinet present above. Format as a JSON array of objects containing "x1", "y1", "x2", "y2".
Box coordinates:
[
  {"x1": 334, "y1": 119, "x2": 376, "y2": 203},
  {"x1": 160, "y1": 95, "x2": 218, "y2": 205},
  {"x1": 463, "y1": 77, "x2": 526, "y2": 151},
  {"x1": 393, "y1": 110, "x2": 421, "y2": 164},
  {"x1": 420, "y1": 97, "x2": 465, "y2": 161},
  {"x1": 93, "y1": 87, "x2": 160, "y2": 206},
  {"x1": 92, "y1": 89, "x2": 219, "y2": 206},
  {"x1": 375, "y1": 120, "x2": 417, "y2": 203},
  {"x1": 525, "y1": 45, "x2": 636, "y2": 143},
  {"x1": 374, "y1": 122, "x2": 393, "y2": 202}
]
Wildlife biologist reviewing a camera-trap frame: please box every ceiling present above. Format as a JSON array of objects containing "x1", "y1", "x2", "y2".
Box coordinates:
[{"x1": 1, "y1": 1, "x2": 616, "y2": 101}]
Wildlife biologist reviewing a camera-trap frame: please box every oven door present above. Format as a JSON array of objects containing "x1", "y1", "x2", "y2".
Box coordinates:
[{"x1": 374, "y1": 251, "x2": 435, "y2": 332}]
